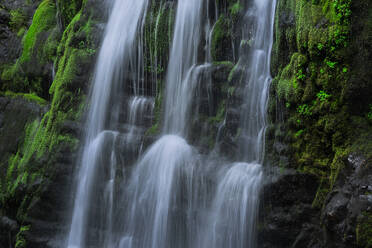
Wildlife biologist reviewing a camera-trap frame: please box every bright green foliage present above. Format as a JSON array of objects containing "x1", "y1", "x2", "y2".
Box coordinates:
[
  {"x1": 297, "y1": 104, "x2": 312, "y2": 117},
  {"x1": 1, "y1": 0, "x2": 57, "y2": 97},
  {"x1": 0, "y1": 3, "x2": 96, "y2": 246},
  {"x1": 57, "y1": 0, "x2": 83, "y2": 27},
  {"x1": 325, "y1": 59, "x2": 337, "y2": 69},
  {"x1": 316, "y1": 90, "x2": 331, "y2": 102},
  {"x1": 15, "y1": 225, "x2": 30, "y2": 248},
  {"x1": 2, "y1": 91, "x2": 47, "y2": 105},
  {"x1": 20, "y1": 0, "x2": 56, "y2": 64}
]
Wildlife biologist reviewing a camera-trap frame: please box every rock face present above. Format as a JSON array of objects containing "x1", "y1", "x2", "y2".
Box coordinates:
[
  {"x1": 262, "y1": 0, "x2": 372, "y2": 247},
  {"x1": 0, "y1": 97, "x2": 46, "y2": 167},
  {"x1": 0, "y1": 96, "x2": 45, "y2": 246},
  {"x1": 0, "y1": 0, "x2": 101, "y2": 246},
  {"x1": 259, "y1": 170, "x2": 321, "y2": 248},
  {"x1": 259, "y1": 155, "x2": 371, "y2": 248}
]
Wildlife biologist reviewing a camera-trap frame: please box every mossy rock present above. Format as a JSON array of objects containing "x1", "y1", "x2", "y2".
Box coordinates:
[{"x1": 211, "y1": 15, "x2": 233, "y2": 62}]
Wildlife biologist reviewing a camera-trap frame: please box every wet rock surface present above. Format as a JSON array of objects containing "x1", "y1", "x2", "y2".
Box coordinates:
[
  {"x1": 259, "y1": 156, "x2": 372, "y2": 248},
  {"x1": 0, "y1": 96, "x2": 47, "y2": 173},
  {"x1": 0, "y1": 96, "x2": 80, "y2": 248}
]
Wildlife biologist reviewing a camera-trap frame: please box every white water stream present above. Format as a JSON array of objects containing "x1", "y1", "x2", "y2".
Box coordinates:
[{"x1": 67, "y1": 0, "x2": 276, "y2": 247}]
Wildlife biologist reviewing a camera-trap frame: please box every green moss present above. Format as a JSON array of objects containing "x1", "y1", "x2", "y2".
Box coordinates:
[
  {"x1": 143, "y1": 1, "x2": 177, "y2": 135},
  {"x1": 316, "y1": 90, "x2": 331, "y2": 102},
  {"x1": 270, "y1": 0, "x2": 361, "y2": 209},
  {"x1": 275, "y1": 53, "x2": 307, "y2": 101},
  {"x1": 1, "y1": 0, "x2": 58, "y2": 97},
  {"x1": 17, "y1": 27, "x2": 26, "y2": 37},
  {"x1": 211, "y1": 15, "x2": 232, "y2": 61},
  {"x1": 228, "y1": 62, "x2": 243, "y2": 83},
  {"x1": 20, "y1": 0, "x2": 56, "y2": 64},
  {"x1": 1, "y1": 7, "x2": 96, "y2": 244},
  {"x1": 143, "y1": 0, "x2": 174, "y2": 80},
  {"x1": 209, "y1": 100, "x2": 226, "y2": 125},
  {"x1": 15, "y1": 225, "x2": 30, "y2": 248},
  {"x1": 2, "y1": 91, "x2": 48, "y2": 105},
  {"x1": 229, "y1": 1, "x2": 242, "y2": 18},
  {"x1": 311, "y1": 177, "x2": 330, "y2": 208},
  {"x1": 9, "y1": 9, "x2": 27, "y2": 32},
  {"x1": 57, "y1": 0, "x2": 83, "y2": 27}
]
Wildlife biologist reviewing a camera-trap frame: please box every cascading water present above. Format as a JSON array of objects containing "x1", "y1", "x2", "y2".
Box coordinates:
[
  {"x1": 117, "y1": 1, "x2": 205, "y2": 247},
  {"x1": 205, "y1": 163, "x2": 263, "y2": 248},
  {"x1": 163, "y1": 0, "x2": 204, "y2": 135},
  {"x1": 205, "y1": 1, "x2": 277, "y2": 248},
  {"x1": 67, "y1": 0, "x2": 150, "y2": 247},
  {"x1": 238, "y1": 0, "x2": 277, "y2": 163},
  {"x1": 67, "y1": 0, "x2": 276, "y2": 247},
  {"x1": 205, "y1": 1, "x2": 277, "y2": 247}
]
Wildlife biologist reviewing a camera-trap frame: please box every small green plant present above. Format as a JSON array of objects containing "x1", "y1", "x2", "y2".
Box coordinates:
[
  {"x1": 230, "y1": 2, "x2": 242, "y2": 17},
  {"x1": 333, "y1": 0, "x2": 352, "y2": 23},
  {"x1": 317, "y1": 43, "x2": 324, "y2": 50},
  {"x1": 325, "y1": 59, "x2": 337, "y2": 68},
  {"x1": 292, "y1": 78, "x2": 298, "y2": 89},
  {"x1": 316, "y1": 90, "x2": 331, "y2": 102},
  {"x1": 15, "y1": 225, "x2": 30, "y2": 248},
  {"x1": 295, "y1": 129, "x2": 304, "y2": 138},
  {"x1": 296, "y1": 69, "x2": 306, "y2": 81},
  {"x1": 297, "y1": 104, "x2": 312, "y2": 117},
  {"x1": 342, "y1": 67, "x2": 348, "y2": 73}
]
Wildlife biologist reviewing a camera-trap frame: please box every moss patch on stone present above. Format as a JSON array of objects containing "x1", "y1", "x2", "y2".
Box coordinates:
[{"x1": 270, "y1": 0, "x2": 371, "y2": 210}]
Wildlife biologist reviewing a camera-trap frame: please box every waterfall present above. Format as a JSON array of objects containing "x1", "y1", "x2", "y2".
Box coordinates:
[
  {"x1": 238, "y1": 0, "x2": 277, "y2": 163},
  {"x1": 67, "y1": 0, "x2": 276, "y2": 247},
  {"x1": 205, "y1": 1, "x2": 277, "y2": 248},
  {"x1": 67, "y1": 0, "x2": 149, "y2": 247},
  {"x1": 163, "y1": 0, "x2": 204, "y2": 135},
  {"x1": 205, "y1": 163, "x2": 263, "y2": 248},
  {"x1": 117, "y1": 1, "x2": 205, "y2": 247}
]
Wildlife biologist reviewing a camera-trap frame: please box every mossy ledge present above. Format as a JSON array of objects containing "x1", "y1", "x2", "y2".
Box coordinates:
[{"x1": 0, "y1": 0, "x2": 101, "y2": 246}]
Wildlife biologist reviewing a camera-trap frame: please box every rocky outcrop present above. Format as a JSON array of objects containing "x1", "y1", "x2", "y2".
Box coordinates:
[
  {"x1": 0, "y1": 96, "x2": 46, "y2": 246},
  {"x1": 259, "y1": 154, "x2": 371, "y2": 248},
  {"x1": 0, "y1": 0, "x2": 103, "y2": 246},
  {"x1": 263, "y1": 0, "x2": 372, "y2": 247}
]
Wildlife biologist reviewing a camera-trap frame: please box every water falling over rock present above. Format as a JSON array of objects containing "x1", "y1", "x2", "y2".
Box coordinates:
[
  {"x1": 67, "y1": 0, "x2": 277, "y2": 247},
  {"x1": 67, "y1": 0, "x2": 150, "y2": 247}
]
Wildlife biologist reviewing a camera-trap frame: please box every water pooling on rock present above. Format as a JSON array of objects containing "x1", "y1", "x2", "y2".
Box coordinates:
[{"x1": 67, "y1": 0, "x2": 276, "y2": 247}]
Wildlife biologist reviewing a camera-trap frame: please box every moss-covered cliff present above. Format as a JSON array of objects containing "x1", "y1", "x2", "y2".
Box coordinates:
[
  {"x1": 264, "y1": 0, "x2": 372, "y2": 247},
  {"x1": 269, "y1": 0, "x2": 371, "y2": 204},
  {"x1": 0, "y1": 0, "x2": 102, "y2": 246}
]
